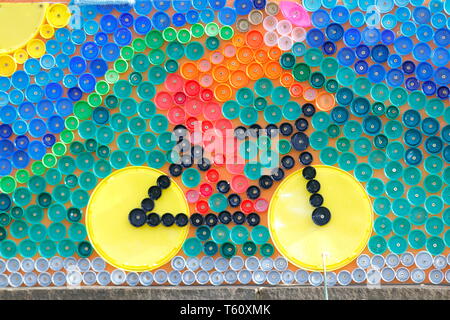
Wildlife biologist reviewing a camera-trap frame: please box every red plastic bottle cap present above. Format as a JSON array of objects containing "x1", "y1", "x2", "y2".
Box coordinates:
[
  {"x1": 201, "y1": 120, "x2": 213, "y2": 132},
  {"x1": 254, "y1": 198, "x2": 268, "y2": 212},
  {"x1": 173, "y1": 91, "x2": 187, "y2": 105},
  {"x1": 196, "y1": 199, "x2": 209, "y2": 214},
  {"x1": 231, "y1": 174, "x2": 248, "y2": 193},
  {"x1": 203, "y1": 102, "x2": 222, "y2": 121},
  {"x1": 165, "y1": 74, "x2": 184, "y2": 92},
  {"x1": 167, "y1": 106, "x2": 186, "y2": 125},
  {"x1": 186, "y1": 189, "x2": 200, "y2": 203},
  {"x1": 184, "y1": 80, "x2": 200, "y2": 96},
  {"x1": 199, "y1": 183, "x2": 213, "y2": 197},
  {"x1": 185, "y1": 116, "x2": 198, "y2": 130},
  {"x1": 200, "y1": 88, "x2": 214, "y2": 102},
  {"x1": 155, "y1": 91, "x2": 173, "y2": 110},
  {"x1": 214, "y1": 154, "x2": 226, "y2": 165},
  {"x1": 226, "y1": 157, "x2": 245, "y2": 174},
  {"x1": 185, "y1": 98, "x2": 203, "y2": 116},
  {"x1": 206, "y1": 169, "x2": 219, "y2": 182},
  {"x1": 240, "y1": 199, "x2": 254, "y2": 214},
  {"x1": 289, "y1": 83, "x2": 303, "y2": 97},
  {"x1": 214, "y1": 118, "x2": 233, "y2": 136}
]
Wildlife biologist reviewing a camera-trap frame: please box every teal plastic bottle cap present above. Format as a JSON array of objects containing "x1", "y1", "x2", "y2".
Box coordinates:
[
  {"x1": 343, "y1": 120, "x2": 362, "y2": 140},
  {"x1": 425, "y1": 195, "x2": 444, "y2": 215},
  {"x1": 354, "y1": 163, "x2": 373, "y2": 182},
  {"x1": 251, "y1": 225, "x2": 270, "y2": 245},
  {"x1": 392, "y1": 217, "x2": 411, "y2": 236},
  {"x1": 139, "y1": 132, "x2": 157, "y2": 151},
  {"x1": 157, "y1": 132, "x2": 176, "y2": 151},
  {"x1": 366, "y1": 178, "x2": 385, "y2": 197},
  {"x1": 254, "y1": 97, "x2": 267, "y2": 111},
  {"x1": 183, "y1": 237, "x2": 203, "y2": 257},
  {"x1": 10, "y1": 220, "x2": 28, "y2": 239},
  {"x1": 244, "y1": 162, "x2": 262, "y2": 180},
  {"x1": 222, "y1": 100, "x2": 240, "y2": 120},
  {"x1": 319, "y1": 147, "x2": 339, "y2": 166},
  {"x1": 46, "y1": 168, "x2": 62, "y2": 185},
  {"x1": 384, "y1": 161, "x2": 403, "y2": 180},
  {"x1": 196, "y1": 226, "x2": 211, "y2": 241},
  {"x1": 78, "y1": 120, "x2": 97, "y2": 140},
  {"x1": 368, "y1": 235, "x2": 387, "y2": 254},
  {"x1": 425, "y1": 216, "x2": 444, "y2": 236},
  {"x1": 391, "y1": 198, "x2": 410, "y2": 217},
  {"x1": 70, "y1": 189, "x2": 89, "y2": 208},
  {"x1": 230, "y1": 225, "x2": 249, "y2": 245},
  {"x1": 387, "y1": 235, "x2": 407, "y2": 254},
  {"x1": 426, "y1": 98, "x2": 444, "y2": 117},
  {"x1": 254, "y1": 78, "x2": 273, "y2": 97},
  {"x1": 220, "y1": 242, "x2": 236, "y2": 258},
  {"x1": 211, "y1": 224, "x2": 230, "y2": 244},
  {"x1": 264, "y1": 105, "x2": 283, "y2": 124},
  {"x1": 0, "y1": 213, "x2": 11, "y2": 227},
  {"x1": 384, "y1": 120, "x2": 403, "y2": 139},
  {"x1": 37, "y1": 192, "x2": 52, "y2": 208},
  {"x1": 110, "y1": 113, "x2": 128, "y2": 132},
  {"x1": 48, "y1": 222, "x2": 66, "y2": 241},
  {"x1": 277, "y1": 139, "x2": 291, "y2": 155},
  {"x1": 386, "y1": 141, "x2": 404, "y2": 161},
  {"x1": 110, "y1": 150, "x2": 128, "y2": 169},
  {"x1": 0, "y1": 226, "x2": 6, "y2": 241},
  {"x1": 242, "y1": 241, "x2": 257, "y2": 257},
  {"x1": 374, "y1": 216, "x2": 392, "y2": 236},
  {"x1": 353, "y1": 137, "x2": 372, "y2": 156},
  {"x1": 409, "y1": 206, "x2": 428, "y2": 226},
  {"x1": 208, "y1": 193, "x2": 228, "y2": 213},
  {"x1": 336, "y1": 137, "x2": 351, "y2": 152},
  {"x1": 79, "y1": 171, "x2": 97, "y2": 190},
  {"x1": 147, "y1": 150, "x2": 166, "y2": 169},
  {"x1": 127, "y1": 148, "x2": 147, "y2": 167},
  {"x1": 47, "y1": 203, "x2": 65, "y2": 222},
  {"x1": 271, "y1": 86, "x2": 290, "y2": 105},
  {"x1": 402, "y1": 166, "x2": 422, "y2": 186},
  {"x1": 76, "y1": 152, "x2": 95, "y2": 172},
  {"x1": 385, "y1": 180, "x2": 404, "y2": 199},
  {"x1": 311, "y1": 111, "x2": 331, "y2": 131},
  {"x1": 442, "y1": 187, "x2": 450, "y2": 205},
  {"x1": 18, "y1": 239, "x2": 37, "y2": 258},
  {"x1": 423, "y1": 174, "x2": 443, "y2": 193},
  {"x1": 239, "y1": 107, "x2": 258, "y2": 126},
  {"x1": 181, "y1": 168, "x2": 201, "y2": 188},
  {"x1": 426, "y1": 236, "x2": 445, "y2": 255},
  {"x1": 282, "y1": 101, "x2": 301, "y2": 120},
  {"x1": 25, "y1": 205, "x2": 44, "y2": 224},
  {"x1": 407, "y1": 186, "x2": 426, "y2": 206},
  {"x1": 28, "y1": 223, "x2": 47, "y2": 242},
  {"x1": 96, "y1": 126, "x2": 115, "y2": 145},
  {"x1": 260, "y1": 243, "x2": 274, "y2": 257},
  {"x1": 389, "y1": 87, "x2": 408, "y2": 106},
  {"x1": 128, "y1": 117, "x2": 147, "y2": 136},
  {"x1": 78, "y1": 241, "x2": 93, "y2": 258},
  {"x1": 373, "y1": 196, "x2": 391, "y2": 216},
  {"x1": 368, "y1": 150, "x2": 387, "y2": 169},
  {"x1": 408, "y1": 229, "x2": 426, "y2": 249},
  {"x1": 236, "y1": 88, "x2": 254, "y2": 107},
  {"x1": 203, "y1": 241, "x2": 218, "y2": 256},
  {"x1": 445, "y1": 230, "x2": 450, "y2": 248},
  {"x1": 424, "y1": 155, "x2": 444, "y2": 174},
  {"x1": 309, "y1": 131, "x2": 329, "y2": 150},
  {"x1": 326, "y1": 124, "x2": 340, "y2": 138},
  {"x1": 257, "y1": 136, "x2": 271, "y2": 150},
  {"x1": 68, "y1": 223, "x2": 87, "y2": 241},
  {"x1": 0, "y1": 240, "x2": 17, "y2": 258},
  {"x1": 10, "y1": 206, "x2": 24, "y2": 220},
  {"x1": 57, "y1": 239, "x2": 76, "y2": 257},
  {"x1": 338, "y1": 152, "x2": 357, "y2": 171},
  {"x1": 28, "y1": 175, "x2": 46, "y2": 194},
  {"x1": 39, "y1": 239, "x2": 57, "y2": 258}
]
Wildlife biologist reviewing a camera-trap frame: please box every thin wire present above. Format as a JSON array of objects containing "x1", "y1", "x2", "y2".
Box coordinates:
[{"x1": 322, "y1": 253, "x2": 329, "y2": 300}]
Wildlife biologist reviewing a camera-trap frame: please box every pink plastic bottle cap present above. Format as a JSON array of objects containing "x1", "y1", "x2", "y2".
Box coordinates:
[
  {"x1": 278, "y1": 36, "x2": 293, "y2": 51},
  {"x1": 185, "y1": 98, "x2": 203, "y2": 116},
  {"x1": 264, "y1": 31, "x2": 278, "y2": 47},
  {"x1": 254, "y1": 198, "x2": 269, "y2": 212},
  {"x1": 173, "y1": 91, "x2": 187, "y2": 105},
  {"x1": 279, "y1": 1, "x2": 311, "y2": 27},
  {"x1": 167, "y1": 106, "x2": 186, "y2": 124},
  {"x1": 263, "y1": 15, "x2": 278, "y2": 32},
  {"x1": 291, "y1": 27, "x2": 307, "y2": 42},
  {"x1": 276, "y1": 20, "x2": 293, "y2": 35},
  {"x1": 303, "y1": 87, "x2": 317, "y2": 101},
  {"x1": 226, "y1": 162, "x2": 245, "y2": 174},
  {"x1": 199, "y1": 183, "x2": 213, "y2": 197},
  {"x1": 186, "y1": 189, "x2": 200, "y2": 203},
  {"x1": 199, "y1": 74, "x2": 214, "y2": 88},
  {"x1": 231, "y1": 174, "x2": 249, "y2": 193},
  {"x1": 214, "y1": 118, "x2": 232, "y2": 136},
  {"x1": 211, "y1": 51, "x2": 224, "y2": 65},
  {"x1": 165, "y1": 74, "x2": 184, "y2": 92},
  {"x1": 155, "y1": 91, "x2": 173, "y2": 110},
  {"x1": 223, "y1": 44, "x2": 236, "y2": 58},
  {"x1": 203, "y1": 102, "x2": 222, "y2": 121},
  {"x1": 198, "y1": 59, "x2": 211, "y2": 72}
]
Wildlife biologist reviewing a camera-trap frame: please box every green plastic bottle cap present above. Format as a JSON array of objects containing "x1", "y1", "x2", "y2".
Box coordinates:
[
  {"x1": 423, "y1": 174, "x2": 443, "y2": 193},
  {"x1": 10, "y1": 206, "x2": 23, "y2": 220},
  {"x1": 222, "y1": 100, "x2": 240, "y2": 120},
  {"x1": 310, "y1": 131, "x2": 329, "y2": 150},
  {"x1": 264, "y1": 105, "x2": 283, "y2": 124},
  {"x1": 114, "y1": 59, "x2": 128, "y2": 73},
  {"x1": 309, "y1": 71, "x2": 325, "y2": 89},
  {"x1": 277, "y1": 139, "x2": 292, "y2": 155},
  {"x1": 353, "y1": 77, "x2": 371, "y2": 96},
  {"x1": 162, "y1": 27, "x2": 177, "y2": 42},
  {"x1": 25, "y1": 205, "x2": 44, "y2": 224},
  {"x1": 37, "y1": 192, "x2": 52, "y2": 208},
  {"x1": 205, "y1": 36, "x2": 220, "y2": 50},
  {"x1": 120, "y1": 45, "x2": 134, "y2": 60},
  {"x1": 425, "y1": 98, "x2": 444, "y2": 117},
  {"x1": 70, "y1": 189, "x2": 89, "y2": 208},
  {"x1": 0, "y1": 213, "x2": 11, "y2": 227},
  {"x1": 191, "y1": 23, "x2": 205, "y2": 38},
  {"x1": 211, "y1": 225, "x2": 230, "y2": 244},
  {"x1": 311, "y1": 111, "x2": 330, "y2": 131},
  {"x1": 292, "y1": 63, "x2": 311, "y2": 82},
  {"x1": 336, "y1": 67, "x2": 356, "y2": 86},
  {"x1": 105, "y1": 70, "x2": 120, "y2": 84},
  {"x1": 220, "y1": 242, "x2": 236, "y2": 258},
  {"x1": 145, "y1": 30, "x2": 164, "y2": 49},
  {"x1": 205, "y1": 22, "x2": 219, "y2": 36},
  {"x1": 95, "y1": 80, "x2": 110, "y2": 95},
  {"x1": 0, "y1": 176, "x2": 15, "y2": 193},
  {"x1": 31, "y1": 161, "x2": 46, "y2": 176},
  {"x1": 60, "y1": 129, "x2": 74, "y2": 144},
  {"x1": 254, "y1": 78, "x2": 273, "y2": 97},
  {"x1": 260, "y1": 243, "x2": 274, "y2": 257},
  {"x1": 177, "y1": 28, "x2": 192, "y2": 44},
  {"x1": 15, "y1": 169, "x2": 30, "y2": 184},
  {"x1": 219, "y1": 26, "x2": 234, "y2": 40},
  {"x1": 164, "y1": 59, "x2": 178, "y2": 73},
  {"x1": 408, "y1": 91, "x2": 426, "y2": 110},
  {"x1": 65, "y1": 116, "x2": 79, "y2": 131},
  {"x1": 389, "y1": 87, "x2": 408, "y2": 106},
  {"x1": 132, "y1": 38, "x2": 147, "y2": 52}
]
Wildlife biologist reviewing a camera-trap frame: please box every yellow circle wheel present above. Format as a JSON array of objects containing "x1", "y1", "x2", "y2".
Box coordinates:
[
  {"x1": 268, "y1": 165, "x2": 373, "y2": 271},
  {"x1": 0, "y1": 54, "x2": 17, "y2": 77},
  {"x1": 86, "y1": 167, "x2": 190, "y2": 271}
]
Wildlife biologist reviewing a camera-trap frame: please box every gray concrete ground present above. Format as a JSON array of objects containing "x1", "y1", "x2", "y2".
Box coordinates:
[{"x1": 0, "y1": 285, "x2": 448, "y2": 300}]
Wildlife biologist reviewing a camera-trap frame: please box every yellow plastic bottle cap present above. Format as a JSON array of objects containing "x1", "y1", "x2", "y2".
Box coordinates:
[
  {"x1": 315, "y1": 91, "x2": 335, "y2": 111},
  {"x1": 268, "y1": 165, "x2": 373, "y2": 271},
  {"x1": 39, "y1": 24, "x2": 55, "y2": 39},
  {"x1": 86, "y1": 167, "x2": 190, "y2": 271},
  {"x1": 13, "y1": 49, "x2": 28, "y2": 64},
  {"x1": 0, "y1": 3, "x2": 48, "y2": 54},
  {"x1": 0, "y1": 54, "x2": 17, "y2": 77},
  {"x1": 46, "y1": 3, "x2": 71, "y2": 28},
  {"x1": 26, "y1": 38, "x2": 46, "y2": 58}
]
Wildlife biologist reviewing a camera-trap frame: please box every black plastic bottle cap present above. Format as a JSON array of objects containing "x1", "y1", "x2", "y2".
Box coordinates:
[
  {"x1": 259, "y1": 175, "x2": 273, "y2": 189},
  {"x1": 291, "y1": 132, "x2": 309, "y2": 151},
  {"x1": 169, "y1": 164, "x2": 183, "y2": 177},
  {"x1": 148, "y1": 185, "x2": 162, "y2": 200},
  {"x1": 266, "y1": 124, "x2": 278, "y2": 137},
  {"x1": 234, "y1": 126, "x2": 247, "y2": 140},
  {"x1": 246, "y1": 213, "x2": 260, "y2": 226},
  {"x1": 141, "y1": 198, "x2": 155, "y2": 212},
  {"x1": 309, "y1": 193, "x2": 324, "y2": 207},
  {"x1": 280, "y1": 122, "x2": 293, "y2": 136},
  {"x1": 295, "y1": 118, "x2": 309, "y2": 132},
  {"x1": 205, "y1": 213, "x2": 218, "y2": 227},
  {"x1": 197, "y1": 158, "x2": 211, "y2": 171},
  {"x1": 147, "y1": 212, "x2": 161, "y2": 227},
  {"x1": 129, "y1": 208, "x2": 147, "y2": 227},
  {"x1": 246, "y1": 186, "x2": 261, "y2": 200},
  {"x1": 281, "y1": 155, "x2": 295, "y2": 169},
  {"x1": 299, "y1": 151, "x2": 313, "y2": 165},
  {"x1": 270, "y1": 167, "x2": 285, "y2": 181},
  {"x1": 302, "y1": 103, "x2": 316, "y2": 117},
  {"x1": 218, "y1": 211, "x2": 232, "y2": 224},
  {"x1": 306, "y1": 179, "x2": 321, "y2": 193},
  {"x1": 232, "y1": 211, "x2": 246, "y2": 225},
  {"x1": 217, "y1": 180, "x2": 231, "y2": 193},
  {"x1": 190, "y1": 213, "x2": 204, "y2": 227},
  {"x1": 161, "y1": 213, "x2": 175, "y2": 227},
  {"x1": 181, "y1": 154, "x2": 193, "y2": 168},
  {"x1": 312, "y1": 207, "x2": 331, "y2": 226},
  {"x1": 175, "y1": 213, "x2": 189, "y2": 227},
  {"x1": 157, "y1": 175, "x2": 171, "y2": 189},
  {"x1": 302, "y1": 166, "x2": 316, "y2": 180},
  {"x1": 228, "y1": 193, "x2": 241, "y2": 207}
]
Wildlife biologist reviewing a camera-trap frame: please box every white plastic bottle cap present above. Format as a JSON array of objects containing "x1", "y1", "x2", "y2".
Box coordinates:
[
  {"x1": 308, "y1": 271, "x2": 323, "y2": 286},
  {"x1": 83, "y1": 271, "x2": 97, "y2": 285},
  {"x1": 252, "y1": 270, "x2": 266, "y2": 284},
  {"x1": 111, "y1": 269, "x2": 126, "y2": 285},
  {"x1": 182, "y1": 270, "x2": 196, "y2": 285},
  {"x1": 281, "y1": 270, "x2": 295, "y2": 284},
  {"x1": 264, "y1": 32, "x2": 278, "y2": 47},
  {"x1": 237, "y1": 269, "x2": 252, "y2": 284},
  {"x1": 263, "y1": 15, "x2": 278, "y2": 32},
  {"x1": 276, "y1": 20, "x2": 293, "y2": 35},
  {"x1": 126, "y1": 272, "x2": 139, "y2": 286},
  {"x1": 278, "y1": 36, "x2": 294, "y2": 51},
  {"x1": 139, "y1": 272, "x2": 153, "y2": 286},
  {"x1": 195, "y1": 270, "x2": 210, "y2": 285},
  {"x1": 291, "y1": 27, "x2": 307, "y2": 42},
  {"x1": 337, "y1": 270, "x2": 352, "y2": 286},
  {"x1": 295, "y1": 269, "x2": 309, "y2": 284},
  {"x1": 224, "y1": 270, "x2": 238, "y2": 284},
  {"x1": 168, "y1": 270, "x2": 182, "y2": 286},
  {"x1": 411, "y1": 268, "x2": 425, "y2": 283},
  {"x1": 154, "y1": 269, "x2": 168, "y2": 284}
]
